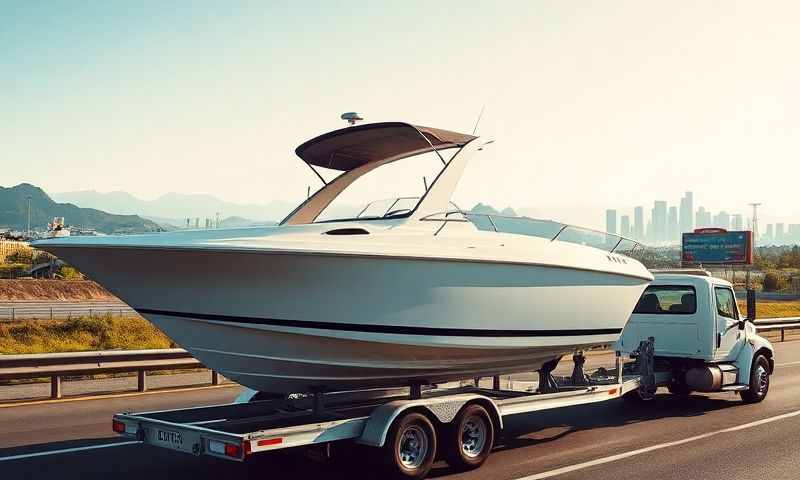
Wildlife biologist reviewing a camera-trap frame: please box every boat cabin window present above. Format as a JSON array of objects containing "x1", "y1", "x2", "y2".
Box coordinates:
[
  {"x1": 314, "y1": 152, "x2": 448, "y2": 223},
  {"x1": 633, "y1": 285, "x2": 697, "y2": 315},
  {"x1": 714, "y1": 287, "x2": 738, "y2": 320}
]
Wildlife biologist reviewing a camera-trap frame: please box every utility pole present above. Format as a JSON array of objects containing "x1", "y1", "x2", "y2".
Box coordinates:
[
  {"x1": 748, "y1": 203, "x2": 762, "y2": 244},
  {"x1": 26, "y1": 196, "x2": 32, "y2": 239}
]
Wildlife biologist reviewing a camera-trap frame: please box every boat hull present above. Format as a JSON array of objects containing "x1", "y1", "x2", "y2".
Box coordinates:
[{"x1": 42, "y1": 245, "x2": 648, "y2": 393}]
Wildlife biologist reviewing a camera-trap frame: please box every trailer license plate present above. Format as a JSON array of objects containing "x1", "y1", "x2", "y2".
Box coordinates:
[{"x1": 155, "y1": 429, "x2": 183, "y2": 447}]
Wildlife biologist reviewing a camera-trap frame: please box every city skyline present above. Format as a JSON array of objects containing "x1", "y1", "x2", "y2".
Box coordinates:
[{"x1": 606, "y1": 191, "x2": 800, "y2": 246}]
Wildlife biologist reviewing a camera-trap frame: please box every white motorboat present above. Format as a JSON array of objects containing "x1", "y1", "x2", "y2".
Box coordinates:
[{"x1": 35, "y1": 122, "x2": 653, "y2": 394}]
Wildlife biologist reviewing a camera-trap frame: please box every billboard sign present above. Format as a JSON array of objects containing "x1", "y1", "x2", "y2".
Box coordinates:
[{"x1": 681, "y1": 229, "x2": 753, "y2": 265}]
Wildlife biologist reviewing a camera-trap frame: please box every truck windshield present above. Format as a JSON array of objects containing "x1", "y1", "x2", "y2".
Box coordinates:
[{"x1": 633, "y1": 285, "x2": 697, "y2": 315}]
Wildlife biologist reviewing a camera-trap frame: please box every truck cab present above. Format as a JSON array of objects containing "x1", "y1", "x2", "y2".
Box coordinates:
[{"x1": 617, "y1": 271, "x2": 774, "y2": 402}]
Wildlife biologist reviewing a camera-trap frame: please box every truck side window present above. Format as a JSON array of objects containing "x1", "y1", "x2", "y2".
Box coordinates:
[
  {"x1": 714, "y1": 287, "x2": 738, "y2": 319},
  {"x1": 633, "y1": 286, "x2": 696, "y2": 314}
]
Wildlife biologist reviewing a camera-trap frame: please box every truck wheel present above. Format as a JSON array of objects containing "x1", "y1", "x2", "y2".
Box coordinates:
[
  {"x1": 444, "y1": 404, "x2": 494, "y2": 471},
  {"x1": 667, "y1": 379, "x2": 692, "y2": 396},
  {"x1": 741, "y1": 355, "x2": 770, "y2": 404},
  {"x1": 381, "y1": 412, "x2": 437, "y2": 479}
]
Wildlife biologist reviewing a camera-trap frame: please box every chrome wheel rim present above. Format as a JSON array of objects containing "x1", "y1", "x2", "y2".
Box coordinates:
[
  {"x1": 398, "y1": 425, "x2": 428, "y2": 469},
  {"x1": 755, "y1": 365, "x2": 769, "y2": 394},
  {"x1": 461, "y1": 415, "x2": 488, "y2": 458}
]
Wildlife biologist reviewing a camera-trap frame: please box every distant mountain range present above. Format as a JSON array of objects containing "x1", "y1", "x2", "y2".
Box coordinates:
[
  {"x1": 51, "y1": 190, "x2": 296, "y2": 226},
  {"x1": 0, "y1": 184, "x2": 160, "y2": 234}
]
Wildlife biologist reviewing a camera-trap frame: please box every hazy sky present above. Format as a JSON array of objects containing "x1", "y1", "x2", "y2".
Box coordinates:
[{"x1": 3, "y1": 1, "x2": 799, "y2": 229}]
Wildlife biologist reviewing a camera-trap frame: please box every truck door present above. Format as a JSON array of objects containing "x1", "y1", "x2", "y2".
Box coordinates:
[{"x1": 714, "y1": 287, "x2": 741, "y2": 359}]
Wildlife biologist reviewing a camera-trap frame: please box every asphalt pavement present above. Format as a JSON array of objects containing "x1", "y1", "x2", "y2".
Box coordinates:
[{"x1": 2, "y1": 342, "x2": 800, "y2": 480}]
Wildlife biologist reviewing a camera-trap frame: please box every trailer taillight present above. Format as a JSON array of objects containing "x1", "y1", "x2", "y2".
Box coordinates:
[
  {"x1": 112, "y1": 420, "x2": 126, "y2": 434},
  {"x1": 209, "y1": 440, "x2": 245, "y2": 458},
  {"x1": 224, "y1": 443, "x2": 241, "y2": 458}
]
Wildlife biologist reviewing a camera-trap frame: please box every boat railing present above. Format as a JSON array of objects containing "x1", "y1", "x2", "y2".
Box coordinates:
[{"x1": 420, "y1": 210, "x2": 646, "y2": 256}]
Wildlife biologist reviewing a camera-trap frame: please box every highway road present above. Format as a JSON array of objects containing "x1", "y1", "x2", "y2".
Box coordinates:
[{"x1": 2, "y1": 342, "x2": 800, "y2": 480}]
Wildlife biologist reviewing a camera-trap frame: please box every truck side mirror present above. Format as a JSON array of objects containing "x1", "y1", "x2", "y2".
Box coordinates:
[{"x1": 738, "y1": 320, "x2": 746, "y2": 330}]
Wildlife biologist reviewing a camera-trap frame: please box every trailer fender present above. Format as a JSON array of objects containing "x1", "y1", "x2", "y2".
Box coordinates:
[
  {"x1": 357, "y1": 393, "x2": 502, "y2": 447},
  {"x1": 735, "y1": 336, "x2": 775, "y2": 382}
]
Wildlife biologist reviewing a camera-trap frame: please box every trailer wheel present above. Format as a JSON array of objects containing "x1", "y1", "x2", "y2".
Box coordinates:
[
  {"x1": 381, "y1": 412, "x2": 437, "y2": 479},
  {"x1": 741, "y1": 355, "x2": 770, "y2": 404},
  {"x1": 444, "y1": 404, "x2": 494, "y2": 471}
]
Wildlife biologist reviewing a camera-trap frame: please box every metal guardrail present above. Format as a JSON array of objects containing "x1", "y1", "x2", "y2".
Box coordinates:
[
  {"x1": 0, "y1": 348, "x2": 220, "y2": 399},
  {"x1": 0, "y1": 303, "x2": 136, "y2": 321},
  {"x1": 1, "y1": 317, "x2": 798, "y2": 402},
  {"x1": 755, "y1": 317, "x2": 800, "y2": 342}
]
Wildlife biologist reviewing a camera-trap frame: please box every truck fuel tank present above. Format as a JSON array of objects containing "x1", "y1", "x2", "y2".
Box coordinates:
[{"x1": 685, "y1": 364, "x2": 738, "y2": 392}]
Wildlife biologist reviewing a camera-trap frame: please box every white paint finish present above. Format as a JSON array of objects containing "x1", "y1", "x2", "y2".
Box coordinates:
[
  {"x1": 515, "y1": 409, "x2": 800, "y2": 480},
  {"x1": 32, "y1": 126, "x2": 652, "y2": 394},
  {"x1": 0, "y1": 441, "x2": 141, "y2": 462}
]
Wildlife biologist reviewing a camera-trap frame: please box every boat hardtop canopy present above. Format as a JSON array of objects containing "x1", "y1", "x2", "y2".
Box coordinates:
[{"x1": 295, "y1": 122, "x2": 477, "y2": 171}]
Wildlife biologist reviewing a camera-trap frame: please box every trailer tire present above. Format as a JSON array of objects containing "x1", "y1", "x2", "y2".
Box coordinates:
[
  {"x1": 741, "y1": 355, "x2": 770, "y2": 404},
  {"x1": 443, "y1": 404, "x2": 494, "y2": 471},
  {"x1": 381, "y1": 412, "x2": 437, "y2": 479}
]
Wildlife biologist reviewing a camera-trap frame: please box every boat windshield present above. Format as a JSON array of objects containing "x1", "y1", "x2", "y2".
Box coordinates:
[
  {"x1": 424, "y1": 211, "x2": 644, "y2": 256},
  {"x1": 314, "y1": 151, "x2": 449, "y2": 223}
]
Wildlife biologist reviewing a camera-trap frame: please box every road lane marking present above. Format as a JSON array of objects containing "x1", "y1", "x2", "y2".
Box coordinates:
[
  {"x1": 515, "y1": 408, "x2": 800, "y2": 480},
  {"x1": 0, "y1": 441, "x2": 141, "y2": 462},
  {"x1": 0, "y1": 383, "x2": 238, "y2": 409}
]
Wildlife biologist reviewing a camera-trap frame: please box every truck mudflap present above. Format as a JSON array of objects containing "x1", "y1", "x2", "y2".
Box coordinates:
[{"x1": 627, "y1": 337, "x2": 657, "y2": 399}]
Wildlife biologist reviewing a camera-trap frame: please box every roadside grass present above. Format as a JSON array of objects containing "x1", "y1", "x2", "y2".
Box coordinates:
[
  {"x1": 737, "y1": 299, "x2": 800, "y2": 319},
  {"x1": 0, "y1": 314, "x2": 173, "y2": 354}
]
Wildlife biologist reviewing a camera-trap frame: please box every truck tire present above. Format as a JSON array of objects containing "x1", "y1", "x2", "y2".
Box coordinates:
[
  {"x1": 667, "y1": 378, "x2": 692, "y2": 396},
  {"x1": 381, "y1": 412, "x2": 437, "y2": 479},
  {"x1": 443, "y1": 404, "x2": 494, "y2": 471},
  {"x1": 741, "y1": 355, "x2": 770, "y2": 404}
]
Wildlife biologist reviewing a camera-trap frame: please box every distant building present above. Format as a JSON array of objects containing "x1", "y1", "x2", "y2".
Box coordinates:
[
  {"x1": 696, "y1": 207, "x2": 712, "y2": 229},
  {"x1": 713, "y1": 211, "x2": 730, "y2": 230},
  {"x1": 620, "y1": 215, "x2": 631, "y2": 238},
  {"x1": 634, "y1": 206, "x2": 644, "y2": 240},
  {"x1": 764, "y1": 224, "x2": 774, "y2": 245},
  {"x1": 788, "y1": 224, "x2": 800, "y2": 245},
  {"x1": 776, "y1": 223, "x2": 785, "y2": 244},
  {"x1": 679, "y1": 191, "x2": 694, "y2": 234},
  {"x1": 732, "y1": 214, "x2": 743, "y2": 231},
  {"x1": 653, "y1": 201, "x2": 667, "y2": 242},
  {"x1": 606, "y1": 209, "x2": 617, "y2": 235},
  {"x1": 668, "y1": 206, "x2": 679, "y2": 242}
]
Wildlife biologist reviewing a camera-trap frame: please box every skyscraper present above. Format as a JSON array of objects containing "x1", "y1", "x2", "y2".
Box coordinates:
[
  {"x1": 765, "y1": 224, "x2": 774, "y2": 244},
  {"x1": 634, "y1": 206, "x2": 644, "y2": 240},
  {"x1": 776, "y1": 223, "x2": 785, "y2": 244},
  {"x1": 788, "y1": 224, "x2": 800, "y2": 245},
  {"x1": 668, "y1": 206, "x2": 679, "y2": 242},
  {"x1": 679, "y1": 191, "x2": 694, "y2": 234},
  {"x1": 696, "y1": 207, "x2": 712, "y2": 229},
  {"x1": 606, "y1": 209, "x2": 617, "y2": 235},
  {"x1": 732, "y1": 214, "x2": 743, "y2": 231},
  {"x1": 713, "y1": 211, "x2": 731, "y2": 230},
  {"x1": 653, "y1": 201, "x2": 667, "y2": 242},
  {"x1": 620, "y1": 215, "x2": 631, "y2": 238}
]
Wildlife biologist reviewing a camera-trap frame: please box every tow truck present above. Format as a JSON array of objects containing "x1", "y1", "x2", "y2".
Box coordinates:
[{"x1": 111, "y1": 271, "x2": 774, "y2": 479}]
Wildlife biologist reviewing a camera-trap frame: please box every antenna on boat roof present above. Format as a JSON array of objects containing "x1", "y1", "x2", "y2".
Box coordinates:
[
  {"x1": 471, "y1": 105, "x2": 485, "y2": 135},
  {"x1": 341, "y1": 112, "x2": 363, "y2": 126}
]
